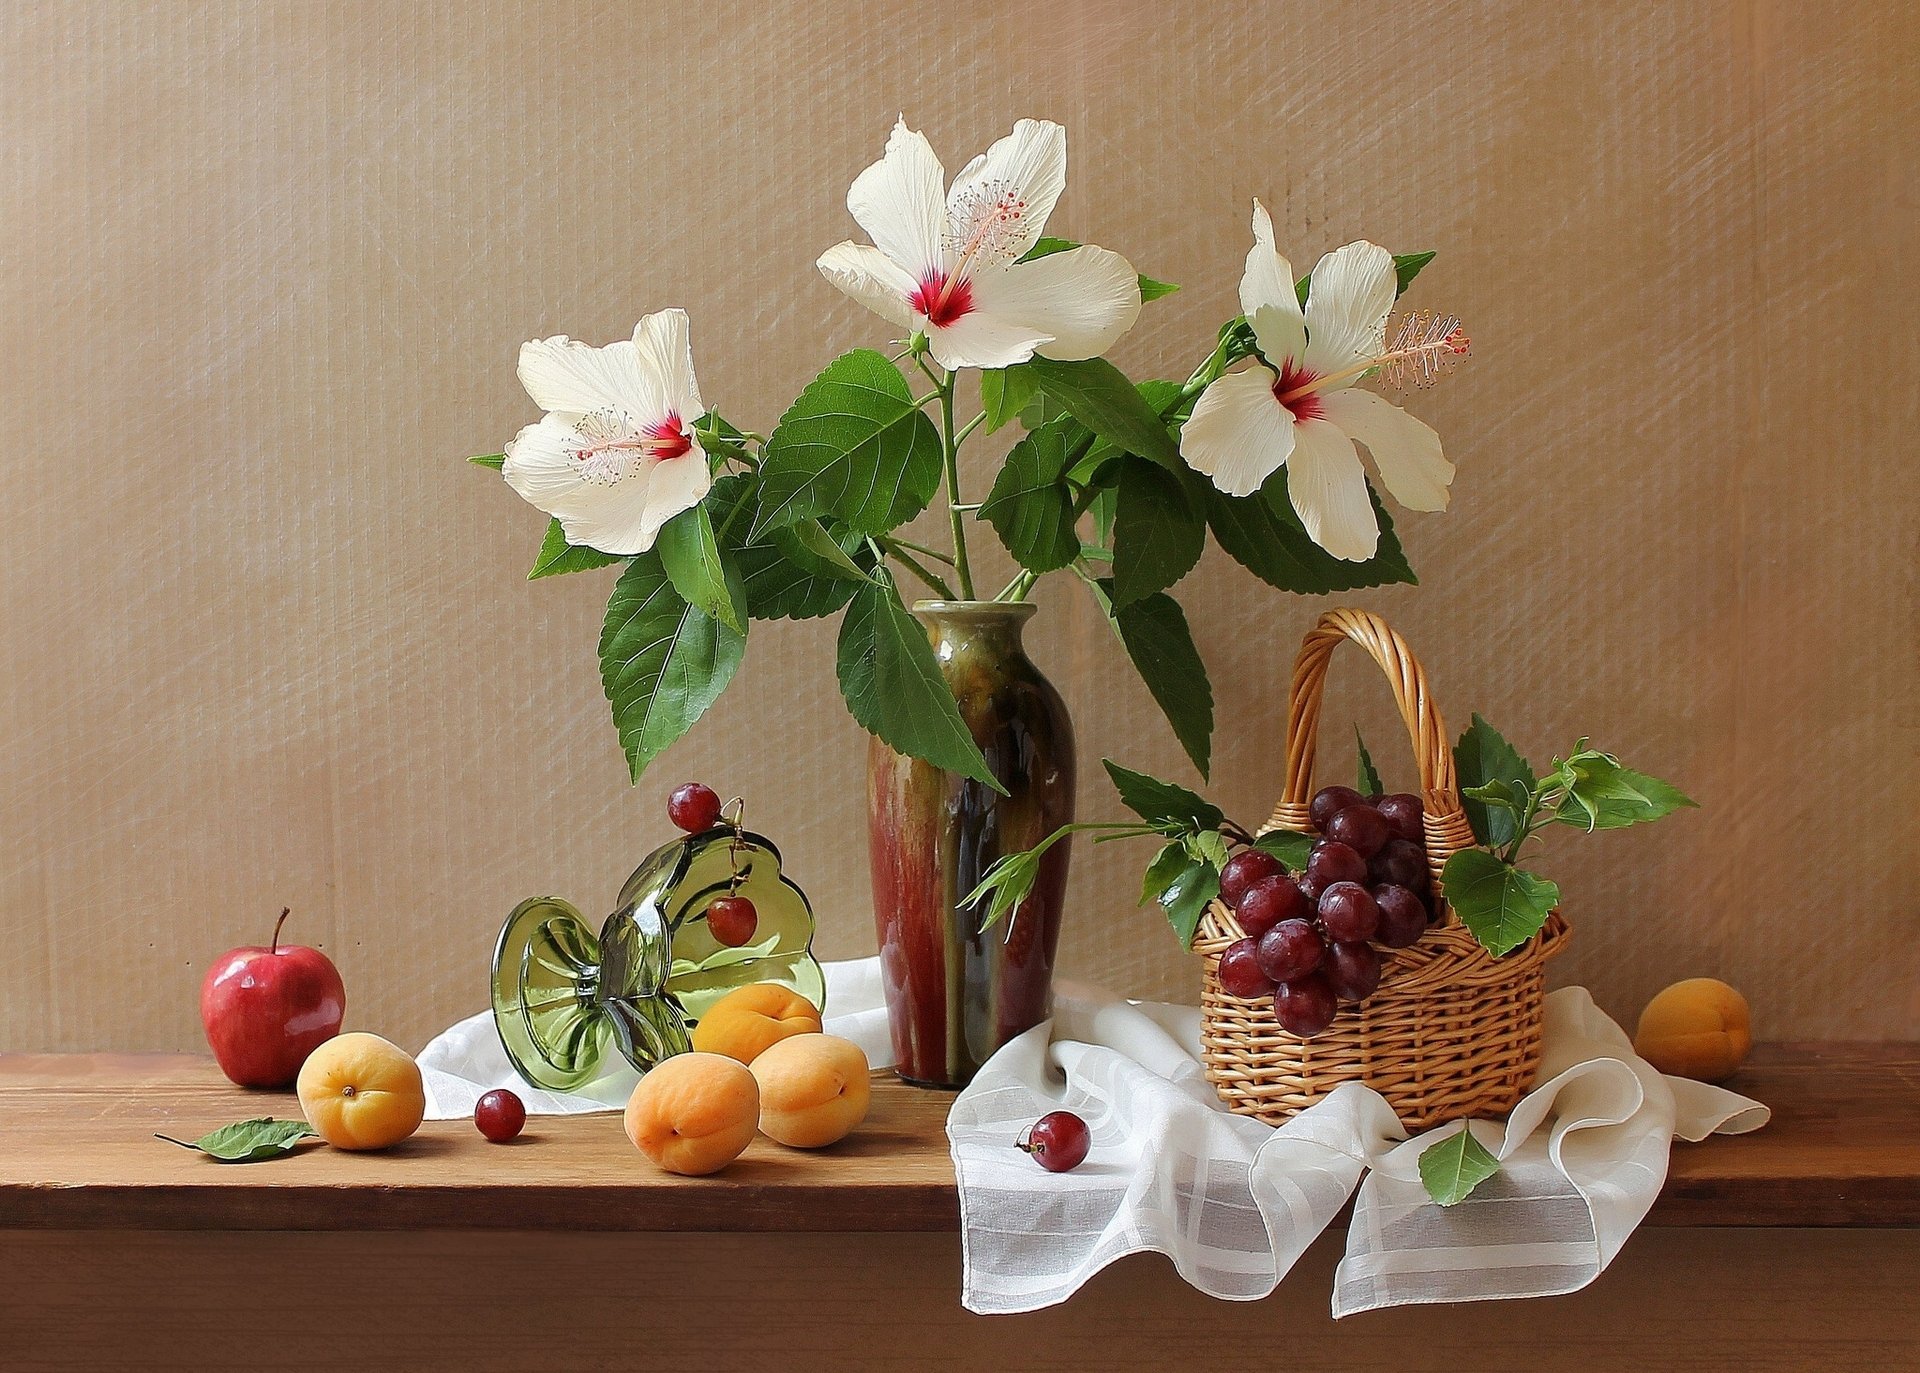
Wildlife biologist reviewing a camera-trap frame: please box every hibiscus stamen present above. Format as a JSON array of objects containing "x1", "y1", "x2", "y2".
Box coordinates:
[
  {"x1": 1276, "y1": 310, "x2": 1471, "y2": 404},
  {"x1": 570, "y1": 409, "x2": 692, "y2": 479},
  {"x1": 943, "y1": 177, "x2": 1031, "y2": 278}
]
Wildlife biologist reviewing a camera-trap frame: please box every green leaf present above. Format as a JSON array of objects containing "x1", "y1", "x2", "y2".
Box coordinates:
[
  {"x1": 1102, "y1": 759, "x2": 1223, "y2": 831},
  {"x1": 1158, "y1": 857, "x2": 1221, "y2": 948},
  {"x1": 1137, "y1": 274, "x2": 1179, "y2": 302},
  {"x1": 709, "y1": 472, "x2": 872, "y2": 622},
  {"x1": 980, "y1": 420, "x2": 1078, "y2": 572},
  {"x1": 1441, "y1": 849, "x2": 1560, "y2": 956},
  {"x1": 753, "y1": 349, "x2": 943, "y2": 537},
  {"x1": 1203, "y1": 478, "x2": 1416, "y2": 594},
  {"x1": 1185, "y1": 828, "x2": 1231, "y2": 871},
  {"x1": 1021, "y1": 356, "x2": 1183, "y2": 471},
  {"x1": 1111, "y1": 459, "x2": 1204, "y2": 607},
  {"x1": 600, "y1": 554, "x2": 747, "y2": 782},
  {"x1": 468, "y1": 452, "x2": 506, "y2": 469},
  {"x1": 692, "y1": 411, "x2": 753, "y2": 465},
  {"x1": 529, "y1": 518, "x2": 624, "y2": 579},
  {"x1": 1453, "y1": 715, "x2": 1536, "y2": 848},
  {"x1": 656, "y1": 505, "x2": 745, "y2": 634},
  {"x1": 1419, "y1": 1123, "x2": 1501, "y2": 1206},
  {"x1": 1555, "y1": 754, "x2": 1697, "y2": 832},
  {"x1": 156, "y1": 1117, "x2": 318, "y2": 1164},
  {"x1": 1111, "y1": 590, "x2": 1213, "y2": 779},
  {"x1": 1292, "y1": 251, "x2": 1437, "y2": 307},
  {"x1": 1355, "y1": 727, "x2": 1383, "y2": 796},
  {"x1": 1139, "y1": 839, "x2": 1191, "y2": 906},
  {"x1": 980, "y1": 366, "x2": 1041, "y2": 434},
  {"x1": 836, "y1": 571, "x2": 1003, "y2": 793},
  {"x1": 1251, "y1": 829, "x2": 1314, "y2": 872}
]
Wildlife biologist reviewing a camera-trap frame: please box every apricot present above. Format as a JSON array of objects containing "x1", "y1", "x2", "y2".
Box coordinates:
[
  {"x1": 690, "y1": 981, "x2": 822, "y2": 1065},
  {"x1": 296, "y1": 1032, "x2": 426, "y2": 1151},
  {"x1": 623, "y1": 1051, "x2": 760, "y2": 1176},
  {"x1": 1634, "y1": 978, "x2": 1752, "y2": 1083},
  {"x1": 750, "y1": 1033, "x2": 871, "y2": 1149}
]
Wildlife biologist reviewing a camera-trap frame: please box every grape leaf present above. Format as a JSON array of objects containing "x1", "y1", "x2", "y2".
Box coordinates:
[
  {"x1": 599, "y1": 554, "x2": 746, "y2": 782},
  {"x1": 1110, "y1": 588, "x2": 1213, "y2": 780},
  {"x1": 1102, "y1": 759, "x2": 1223, "y2": 831},
  {"x1": 1355, "y1": 726, "x2": 1383, "y2": 796},
  {"x1": 1139, "y1": 839, "x2": 1190, "y2": 907},
  {"x1": 1157, "y1": 856, "x2": 1221, "y2": 948},
  {"x1": 979, "y1": 420, "x2": 1078, "y2": 572},
  {"x1": 836, "y1": 572, "x2": 1003, "y2": 793},
  {"x1": 1111, "y1": 459, "x2": 1204, "y2": 607},
  {"x1": 1555, "y1": 756, "x2": 1697, "y2": 832},
  {"x1": 529, "y1": 518, "x2": 624, "y2": 579},
  {"x1": 1203, "y1": 478, "x2": 1415, "y2": 594},
  {"x1": 1453, "y1": 715, "x2": 1536, "y2": 848},
  {"x1": 1440, "y1": 849, "x2": 1559, "y2": 956},
  {"x1": 1252, "y1": 829, "x2": 1314, "y2": 872},
  {"x1": 1419, "y1": 1123, "x2": 1501, "y2": 1206},
  {"x1": 156, "y1": 1118, "x2": 318, "y2": 1164},
  {"x1": 655, "y1": 504, "x2": 745, "y2": 633}
]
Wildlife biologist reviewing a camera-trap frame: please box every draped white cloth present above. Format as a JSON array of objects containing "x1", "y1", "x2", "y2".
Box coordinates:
[{"x1": 418, "y1": 958, "x2": 1767, "y2": 1317}]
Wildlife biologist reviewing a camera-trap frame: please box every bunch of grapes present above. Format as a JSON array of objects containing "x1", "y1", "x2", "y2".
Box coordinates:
[{"x1": 1213, "y1": 786, "x2": 1438, "y2": 1037}]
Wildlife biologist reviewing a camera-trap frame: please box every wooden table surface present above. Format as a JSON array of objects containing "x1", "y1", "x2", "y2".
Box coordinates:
[{"x1": 2, "y1": 1043, "x2": 1915, "y2": 1232}]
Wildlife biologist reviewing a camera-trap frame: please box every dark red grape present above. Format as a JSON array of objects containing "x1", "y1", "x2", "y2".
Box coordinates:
[
  {"x1": 1317, "y1": 881, "x2": 1380, "y2": 942},
  {"x1": 1325, "y1": 804, "x2": 1390, "y2": 858},
  {"x1": 474, "y1": 1088, "x2": 526, "y2": 1143},
  {"x1": 1324, "y1": 941, "x2": 1382, "y2": 1002},
  {"x1": 1256, "y1": 918, "x2": 1325, "y2": 983},
  {"x1": 1369, "y1": 837, "x2": 1429, "y2": 890},
  {"x1": 667, "y1": 782, "x2": 724, "y2": 832},
  {"x1": 1373, "y1": 884, "x2": 1428, "y2": 948},
  {"x1": 1273, "y1": 974, "x2": 1339, "y2": 1037},
  {"x1": 706, "y1": 895, "x2": 758, "y2": 947},
  {"x1": 1220, "y1": 848, "x2": 1287, "y2": 908},
  {"x1": 1238, "y1": 875, "x2": 1309, "y2": 939},
  {"x1": 1376, "y1": 793, "x2": 1425, "y2": 843},
  {"x1": 1306, "y1": 839, "x2": 1368, "y2": 892},
  {"x1": 1216, "y1": 938, "x2": 1273, "y2": 999},
  {"x1": 1309, "y1": 785, "x2": 1366, "y2": 832},
  {"x1": 1018, "y1": 1111, "x2": 1090, "y2": 1172}
]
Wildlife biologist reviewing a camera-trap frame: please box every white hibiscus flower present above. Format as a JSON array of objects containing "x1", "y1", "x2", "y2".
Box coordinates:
[
  {"x1": 501, "y1": 308, "x2": 711, "y2": 556},
  {"x1": 1180, "y1": 202, "x2": 1467, "y2": 561},
  {"x1": 817, "y1": 117, "x2": 1143, "y2": 371}
]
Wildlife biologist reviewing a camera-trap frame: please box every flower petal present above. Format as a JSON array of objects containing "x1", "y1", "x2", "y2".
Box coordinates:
[
  {"x1": 516, "y1": 335, "x2": 651, "y2": 417},
  {"x1": 630, "y1": 308, "x2": 701, "y2": 424},
  {"x1": 1241, "y1": 199, "x2": 1305, "y2": 365},
  {"x1": 502, "y1": 415, "x2": 588, "y2": 505},
  {"x1": 924, "y1": 311, "x2": 1053, "y2": 372},
  {"x1": 1303, "y1": 240, "x2": 1396, "y2": 381},
  {"x1": 1319, "y1": 388, "x2": 1454, "y2": 512},
  {"x1": 946, "y1": 118, "x2": 1067, "y2": 266},
  {"x1": 1284, "y1": 418, "x2": 1379, "y2": 560},
  {"x1": 847, "y1": 117, "x2": 946, "y2": 280},
  {"x1": 631, "y1": 452, "x2": 713, "y2": 551},
  {"x1": 1179, "y1": 365, "x2": 1295, "y2": 497},
  {"x1": 817, "y1": 241, "x2": 918, "y2": 329},
  {"x1": 968, "y1": 244, "x2": 1141, "y2": 362}
]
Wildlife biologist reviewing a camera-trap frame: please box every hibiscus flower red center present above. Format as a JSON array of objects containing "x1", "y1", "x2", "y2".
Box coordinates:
[
  {"x1": 910, "y1": 270, "x2": 975, "y2": 328},
  {"x1": 1272, "y1": 359, "x2": 1327, "y2": 423},
  {"x1": 642, "y1": 414, "x2": 693, "y2": 460}
]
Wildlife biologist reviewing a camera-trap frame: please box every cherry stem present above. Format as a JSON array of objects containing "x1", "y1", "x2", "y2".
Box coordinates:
[{"x1": 270, "y1": 907, "x2": 290, "y2": 954}]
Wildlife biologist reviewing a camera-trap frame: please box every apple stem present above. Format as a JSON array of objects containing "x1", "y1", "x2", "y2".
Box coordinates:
[{"x1": 271, "y1": 907, "x2": 291, "y2": 954}]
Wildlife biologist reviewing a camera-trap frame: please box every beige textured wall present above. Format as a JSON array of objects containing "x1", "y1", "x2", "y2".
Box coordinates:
[{"x1": 2, "y1": 1, "x2": 1914, "y2": 1054}]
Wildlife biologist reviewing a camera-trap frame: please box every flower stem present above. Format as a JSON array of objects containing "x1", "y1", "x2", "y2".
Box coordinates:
[
  {"x1": 916, "y1": 356, "x2": 977, "y2": 599},
  {"x1": 878, "y1": 538, "x2": 957, "y2": 599},
  {"x1": 885, "y1": 536, "x2": 956, "y2": 567}
]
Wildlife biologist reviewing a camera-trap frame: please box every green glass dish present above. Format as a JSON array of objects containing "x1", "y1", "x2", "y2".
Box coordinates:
[{"x1": 491, "y1": 827, "x2": 825, "y2": 1093}]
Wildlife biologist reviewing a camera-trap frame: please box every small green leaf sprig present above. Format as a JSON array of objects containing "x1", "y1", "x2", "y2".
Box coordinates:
[
  {"x1": 1441, "y1": 715, "x2": 1697, "y2": 957},
  {"x1": 156, "y1": 1117, "x2": 318, "y2": 1164}
]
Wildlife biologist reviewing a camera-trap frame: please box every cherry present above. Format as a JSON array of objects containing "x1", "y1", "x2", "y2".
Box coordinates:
[
  {"x1": 1318, "y1": 881, "x2": 1380, "y2": 942},
  {"x1": 1325, "y1": 804, "x2": 1390, "y2": 859},
  {"x1": 474, "y1": 1088, "x2": 526, "y2": 1143},
  {"x1": 1369, "y1": 837, "x2": 1428, "y2": 890},
  {"x1": 1273, "y1": 974, "x2": 1339, "y2": 1037},
  {"x1": 1217, "y1": 938, "x2": 1273, "y2": 999},
  {"x1": 1376, "y1": 793, "x2": 1425, "y2": 843},
  {"x1": 1324, "y1": 941, "x2": 1383, "y2": 1002},
  {"x1": 1238, "y1": 875, "x2": 1309, "y2": 940},
  {"x1": 1373, "y1": 884, "x2": 1429, "y2": 949},
  {"x1": 706, "y1": 895, "x2": 759, "y2": 947},
  {"x1": 1306, "y1": 840, "x2": 1368, "y2": 892},
  {"x1": 667, "y1": 782, "x2": 724, "y2": 833},
  {"x1": 1220, "y1": 848, "x2": 1287, "y2": 908},
  {"x1": 1018, "y1": 1110, "x2": 1091, "y2": 1172},
  {"x1": 1255, "y1": 918, "x2": 1325, "y2": 983},
  {"x1": 1309, "y1": 785, "x2": 1366, "y2": 833}
]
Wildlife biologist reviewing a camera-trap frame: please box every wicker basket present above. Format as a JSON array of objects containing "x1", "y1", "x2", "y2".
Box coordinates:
[{"x1": 1196, "y1": 608, "x2": 1569, "y2": 1131}]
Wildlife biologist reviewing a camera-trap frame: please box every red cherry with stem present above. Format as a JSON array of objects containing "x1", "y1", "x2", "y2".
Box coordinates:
[
  {"x1": 1376, "y1": 794, "x2": 1425, "y2": 843},
  {"x1": 1220, "y1": 849, "x2": 1287, "y2": 908},
  {"x1": 1237, "y1": 874, "x2": 1309, "y2": 940},
  {"x1": 1217, "y1": 938, "x2": 1273, "y2": 999},
  {"x1": 1255, "y1": 918, "x2": 1325, "y2": 983},
  {"x1": 706, "y1": 895, "x2": 759, "y2": 947},
  {"x1": 1324, "y1": 941, "x2": 1383, "y2": 1002},
  {"x1": 1318, "y1": 881, "x2": 1380, "y2": 942},
  {"x1": 1373, "y1": 884, "x2": 1429, "y2": 948},
  {"x1": 1017, "y1": 1111, "x2": 1091, "y2": 1172},
  {"x1": 1309, "y1": 785, "x2": 1366, "y2": 832},
  {"x1": 667, "y1": 782, "x2": 724, "y2": 833},
  {"x1": 1326, "y1": 804, "x2": 1390, "y2": 859},
  {"x1": 474, "y1": 1088, "x2": 526, "y2": 1143},
  {"x1": 1273, "y1": 974, "x2": 1339, "y2": 1037}
]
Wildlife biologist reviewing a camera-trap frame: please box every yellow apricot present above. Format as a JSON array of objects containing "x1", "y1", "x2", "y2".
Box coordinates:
[
  {"x1": 623, "y1": 1052, "x2": 760, "y2": 1176},
  {"x1": 690, "y1": 982, "x2": 822, "y2": 1065},
  {"x1": 296, "y1": 1032, "x2": 426, "y2": 1151},
  {"x1": 1634, "y1": 978, "x2": 1752, "y2": 1083},
  {"x1": 750, "y1": 1033, "x2": 871, "y2": 1149}
]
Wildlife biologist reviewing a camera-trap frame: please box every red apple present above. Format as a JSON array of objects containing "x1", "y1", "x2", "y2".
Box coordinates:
[{"x1": 200, "y1": 908, "x2": 346, "y2": 1088}]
